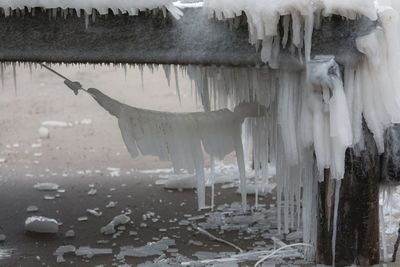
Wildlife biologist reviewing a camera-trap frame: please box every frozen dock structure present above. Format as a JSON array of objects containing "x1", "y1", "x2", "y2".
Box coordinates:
[{"x1": 2, "y1": 0, "x2": 400, "y2": 265}]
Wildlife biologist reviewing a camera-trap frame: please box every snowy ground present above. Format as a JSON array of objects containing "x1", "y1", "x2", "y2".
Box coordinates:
[{"x1": 0, "y1": 65, "x2": 399, "y2": 266}]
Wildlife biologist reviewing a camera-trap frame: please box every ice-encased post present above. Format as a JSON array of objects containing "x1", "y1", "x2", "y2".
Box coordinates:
[{"x1": 317, "y1": 124, "x2": 380, "y2": 266}]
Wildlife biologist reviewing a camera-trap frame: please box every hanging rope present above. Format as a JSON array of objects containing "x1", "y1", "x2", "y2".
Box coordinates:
[{"x1": 40, "y1": 63, "x2": 85, "y2": 95}]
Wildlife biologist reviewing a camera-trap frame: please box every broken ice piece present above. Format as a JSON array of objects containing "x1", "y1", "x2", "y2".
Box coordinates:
[
  {"x1": 78, "y1": 216, "x2": 88, "y2": 222},
  {"x1": 25, "y1": 216, "x2": 59, "y2": 234},
  {"x1": 106, "y1": 201, "x2": 117, "y2": 208},
  {"x1": 44, "y1": 195, "x2": 55, "y2": 200},
  {"x1": 88, "y1": 189, "x2": 97, "y2": 195},
  {"x1": 65, "y1": 230, "x2": 75, "y2": 238},
  {"x1": 0, "y1": 234, "x2": 6, "y2": 242},
  {"x1": 129, "y1": 231, "x2": 138, "y2": 236},
  {"x1": 188, "y1": 240, "x2": 203, "y2": 246},
  {"x1": 34, "y1": 182, "x2": 59, "y2": 191},
  {"x1": 38, "y1": 127, "x2": 49, "y2": 139},
  {"x1": 26, "y1": 205, "x2": 39, "y2": 212},
  {"x1": 117, "y1": 239, "x2": 175, "y2": 259},
  {"x1": 75, "y1": 247, "x2": 113, "y2": 258},
  {"x1": 54, "y1": 245, "x2": 76, "y2": 263},
  {"x1": 100, "y1": 214, "x2": 130, "y2": 235},
  {"x1": 87, "y1": 209, "x2": 102, "y2": 217}
]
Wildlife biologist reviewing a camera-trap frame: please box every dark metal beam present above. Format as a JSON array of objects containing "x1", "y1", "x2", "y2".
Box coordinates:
[{"x1": 0, "y1": 8, "x2": 374, "y2": 68}]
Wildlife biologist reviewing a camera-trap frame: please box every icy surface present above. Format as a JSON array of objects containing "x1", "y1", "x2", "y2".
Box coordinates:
[{"x1": 25, "y1": 216, "x2": 59, "y2": 234}]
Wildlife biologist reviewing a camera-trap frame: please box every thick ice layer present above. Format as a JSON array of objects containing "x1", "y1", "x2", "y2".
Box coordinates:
[{"x1": 0, "y1": 0, "x2": 183, "y2": 19}]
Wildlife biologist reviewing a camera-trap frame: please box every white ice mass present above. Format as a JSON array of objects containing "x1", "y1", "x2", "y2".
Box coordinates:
[{"x1": 25, "y1": 216, "x2": 59, "y2": 234}]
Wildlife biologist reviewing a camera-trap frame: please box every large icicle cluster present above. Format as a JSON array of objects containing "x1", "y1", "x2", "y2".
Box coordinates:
[
  {"x1": 178, "y1": 1, "x2": 400, "y2": 259},
  {"x1": 204, "y1": 0, "x2": 378, "y2": 65},
  {"x1": 0, "y1": 0, "x2": 183, "y2": 19}
]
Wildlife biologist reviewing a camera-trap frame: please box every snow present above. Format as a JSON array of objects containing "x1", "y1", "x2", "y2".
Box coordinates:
[
  {"x1": 25, "y1": 216, "x2": 59, "y2": 234},
  {"x1": 0, "y1": 0, "x2": 183, "y2": 20}
]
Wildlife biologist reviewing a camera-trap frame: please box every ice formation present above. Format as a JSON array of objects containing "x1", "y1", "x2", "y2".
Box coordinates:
[
  {"x1": 25, "y1": 216, "x2": 59, "y2": 234},
  {"x1": 33, "y1": 182, "x2": 59, "y2": 191},
  {"x1": 100, "y1": 214, "x2": 131, "y2": 235},
  {"x1": 87, "y1": 87, "x2": 264, "y2": 209},
  {"x1": 2, "y1": 0, "x2": 400, "y2": 263},
  {"x1": 0, "y1": 0, "x2": 183, "y2": 20}
]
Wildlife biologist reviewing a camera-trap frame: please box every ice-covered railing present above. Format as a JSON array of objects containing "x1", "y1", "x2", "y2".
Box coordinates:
[{"x1": 0, "y1": 0, "x2": 183, "y2": 19}]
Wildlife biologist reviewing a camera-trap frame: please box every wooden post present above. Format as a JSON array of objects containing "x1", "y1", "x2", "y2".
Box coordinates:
[{"x1": 317, "y1": 126, "x2": 381, "y2": 266}]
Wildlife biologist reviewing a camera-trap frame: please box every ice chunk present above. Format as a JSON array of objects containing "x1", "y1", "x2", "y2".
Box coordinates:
[
  {"x1": 34, "y1": 182, "x2": 59, "y2": 191},
  {"x1": 38, "y1": 127, "x2": 49, "y2": 139},
  {"x1": 100, "y1": 214, "x2": 131, "y2": 235},
  {"x1": 75, "y1": 246, "x2": 113, "y2": 258},
  {"x1": 88, "y1": 188, "x2": 97, "y2": 195},
  {"x1": 117, "y1": 239, "x2": 175, "y2": 259},
  {"x1": 25, "y1": 216, "x2": 59, "y2": 234},
  {"x1": 106, "y1": 201, "x2": 117, "y2": 208},
  {"x1": 26, "y1": 205, "x2": 39, "y2": 213},
  {"x1": 54, "y1": 245, "x2": 76, "y2": 263},
  {"x1": 0, "y1": 234, "x2": 5, "y2": 242},
  {"x1": 65, "y1": 229, "x2": 75, "y2": 238},
  {"x1": 77, "y1": 216, "x2": 88, "y2": 222},
  {"x1": 87, "y1": 208, "x2": 102, "y2": 217},
  {"x1": 41, "y1": 121, "x2": 68, "y2": 127}
]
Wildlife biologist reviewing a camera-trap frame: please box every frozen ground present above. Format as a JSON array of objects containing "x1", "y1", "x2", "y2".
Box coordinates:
[{"x1": 0, "y1": 65, "x2": 399, "y2": 266}]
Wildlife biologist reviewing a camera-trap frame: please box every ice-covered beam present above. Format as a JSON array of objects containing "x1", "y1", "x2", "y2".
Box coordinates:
[{"x1": 0, "y1": 8, "x2": 374, "y2": 67}]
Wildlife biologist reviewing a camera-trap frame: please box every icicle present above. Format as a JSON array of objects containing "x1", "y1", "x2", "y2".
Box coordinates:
[
  {"x1": 162, "y1": 65, "x2": 171, "y2": 87},
  {"x1": 139, "y1": 65, "x2": 144, "y2": 91},
  {"x1": 331, "y1": 179, "x2": 341, "y2": 267},
  {"x1": 12, "y1": 62, "x2": 17, "y2": 95},
  {"x1": 0, "y1": 63, "x2": 4, "y2": 89},
  {"x1": 304, "y1": 9, "x2": 314, "y2": 63},
  {"x1": 84, "y1": 11, "x2": 89, "y2": 29},
  {"x1": 379, "y1": 203, "x2": 388, "y2": 262},
  {"x1": 173, "y1": 65, "x2": 181, "y2": 104},
  {"x1": 210, "y1": 157, "x2": 215, "y2": 211},
  {"x1": 281, "y1": 15, "x2": 290, "y2": 48}
]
